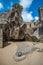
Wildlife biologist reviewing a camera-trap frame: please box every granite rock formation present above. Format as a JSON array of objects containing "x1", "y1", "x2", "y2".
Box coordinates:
[{"x1": 0, "y1": 4, "x2": 39, "y2": 41}]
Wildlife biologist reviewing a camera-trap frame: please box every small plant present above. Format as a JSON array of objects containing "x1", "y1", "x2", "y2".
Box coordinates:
[{"x1": 12, "y1": 3, "x2": 23, "y2": 12}]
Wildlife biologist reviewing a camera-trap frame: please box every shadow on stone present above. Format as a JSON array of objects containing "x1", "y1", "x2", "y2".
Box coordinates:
[{"x1": 3, "y1": 41, "x2": 11, "y2": 48}]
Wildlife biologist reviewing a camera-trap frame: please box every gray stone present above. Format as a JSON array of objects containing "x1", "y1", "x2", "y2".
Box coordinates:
[
  {"x1": 17, "y1": 43, "x2": 38, "y2": 54},
  {"x1": 13, "y1": 51, "x2": 26, "y2": 62},
  {"x1": 37, "y1": 48, "x2": 43, "y2": 52},
  {"x1": 13, "y1": 43, "x2": 43, "y2": 62}
]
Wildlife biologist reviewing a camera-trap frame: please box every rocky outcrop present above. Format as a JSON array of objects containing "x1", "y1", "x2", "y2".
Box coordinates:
[{"x1": 0, "y1": 4, "x2": 40, "y2": 42}]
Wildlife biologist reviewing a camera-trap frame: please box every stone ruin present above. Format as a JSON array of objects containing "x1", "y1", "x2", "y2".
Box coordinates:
[
  {"x1": 0, "y1": 4, "x2": 43, "y2": 61},
  {"x1": 33, "y1": 7, "x2": 43, "y2": 42},
  {"x1": 3, "y1": 4, "x2": 27, "y2": 40},
  {"x1": 3, "y1": 4, "x2": 39, "y2": 42},
  {"x1": 0, "y1": 4, "x2": 43, "y2": 48}
]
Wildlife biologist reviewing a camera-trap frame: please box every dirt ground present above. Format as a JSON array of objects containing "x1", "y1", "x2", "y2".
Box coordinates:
[{"x1": 0, "y1": 41, "x2": 43, "y2": 65}]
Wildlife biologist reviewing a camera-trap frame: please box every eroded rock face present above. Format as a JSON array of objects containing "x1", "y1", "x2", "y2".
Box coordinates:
[
  {"x1": 3, "y1": 4, "x2": 25, "y2": 40},
  {"x1": 1, "y1": 4, "x2": 39, "y2": 41},
  {"x1": 6, "y1": 4, "x2": 27, "y2": 40}
]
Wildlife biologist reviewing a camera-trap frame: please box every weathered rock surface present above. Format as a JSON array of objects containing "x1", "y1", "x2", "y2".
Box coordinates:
[
  {"x1": 0, "y1": 4, "x2": 40, "y2": 42},
  {"x1": 13, "y1": 43, "x2": 43, "y2": 61}
]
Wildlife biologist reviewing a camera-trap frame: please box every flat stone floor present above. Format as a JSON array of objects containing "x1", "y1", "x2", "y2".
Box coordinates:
[{"x1": 0, "y1": 41, "x2": 43, "y2": 65}]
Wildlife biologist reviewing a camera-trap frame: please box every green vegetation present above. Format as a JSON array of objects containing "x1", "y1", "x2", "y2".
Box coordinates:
[{"x1": 12, "y1": 3, "x2": 23, "y2": 11}]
